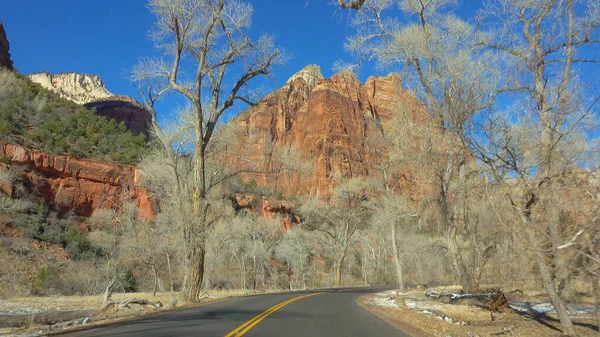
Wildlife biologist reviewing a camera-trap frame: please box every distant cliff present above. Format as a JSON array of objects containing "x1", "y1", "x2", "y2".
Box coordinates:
[
  {"x1": 27, "y1": 72, "x2": 151, "y2": 136},
  {"x1": 0, "y1": 21, "x2": 13, "y2": 70},
  {"x1": 229, "y1": 65, "x2": 432, "y2": 199}
]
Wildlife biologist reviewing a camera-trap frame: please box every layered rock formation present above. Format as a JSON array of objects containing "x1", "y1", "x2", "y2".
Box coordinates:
[
  {"x1": 27, "y1": 72, "x2": 151, "y2": 135},
  {"x1": 230, "y1": 193, "x2": 299, "y2": 230},
  {"x1": 229, "y1": 65, "x2": 428, "y2": 198},
  {"x1": 0, "y1": 142, "x2": 155, "y2": 220},
  {"x1": 0, "y1": 21, "x2": 13, "y2": 69},
  {"x1": 27, "y1": 72, "x2": 113, "y2": 104}
]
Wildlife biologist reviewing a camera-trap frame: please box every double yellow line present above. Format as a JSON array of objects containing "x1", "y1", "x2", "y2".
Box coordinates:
[{"x1": 224, "y1": 292, "x2": 323, "y2": 337}]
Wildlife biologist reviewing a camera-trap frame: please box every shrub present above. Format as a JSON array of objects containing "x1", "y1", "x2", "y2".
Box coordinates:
[
  {"x1": 0, "y1": 69, "x2": 148, "y2": 165},
  {"x1": 33, "y1": 265, "x2": 60, "y2": 295},
  {"x1": 120, "y1": 269, "x2": 138, "y2": 292}
]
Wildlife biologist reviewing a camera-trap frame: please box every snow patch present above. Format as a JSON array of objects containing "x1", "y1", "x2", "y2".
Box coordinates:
[
  {"x1": 509, "y1": 301, "x2": 597, "y2": 317},
  {"x1": 366, "y1": 296, "x2": 398, "y2": 309}
]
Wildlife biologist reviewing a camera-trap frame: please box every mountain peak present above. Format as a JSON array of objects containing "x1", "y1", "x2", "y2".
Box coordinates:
[{"x1": 285, "y1": 64, "x2": 323, "y2": 90}]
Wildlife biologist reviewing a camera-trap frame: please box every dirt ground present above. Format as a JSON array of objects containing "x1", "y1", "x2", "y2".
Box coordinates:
[{"x1": 359, "y1": 288, "x2": 599, "y2": 337}]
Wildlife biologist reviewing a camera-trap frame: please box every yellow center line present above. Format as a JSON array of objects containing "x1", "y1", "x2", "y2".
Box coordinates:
[{"x1": 224, "y1": 292, "x2": 323, "y2": 337}]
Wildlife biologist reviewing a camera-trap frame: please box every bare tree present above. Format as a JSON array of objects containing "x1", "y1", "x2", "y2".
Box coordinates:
[
  {"x1": 300, "y1": 178, "x2": 371, "y2": 287},
  {"x1": 276, "y1": 228, "x2": 313, "y2": 290},
  {"x1": 472, "y1": 1, "x2": 600, "y2": 334},
  {"x1": 370, "y1": 194, "x2": 419, "y2": 291},
  {"x1": 343, "y1": 0, "x2": 502, "y2": 293},
  {"x1": 132, "y1": 0, "x2": 284, "y2": 301}
]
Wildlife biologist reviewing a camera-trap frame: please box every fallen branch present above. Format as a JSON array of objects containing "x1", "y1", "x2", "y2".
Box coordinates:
[
  {"x1": 100, "y1": 298, "x2": 160, "y2": 313},
  {"x1": 490, "y1": 325, "x2": 514, "y2": 335},
  {"x1": 199, "y1": 291, "x2": 217, "y2": 300},
  {"x1": 0, "y1": 309, "x2": 96, "y2": 328}
]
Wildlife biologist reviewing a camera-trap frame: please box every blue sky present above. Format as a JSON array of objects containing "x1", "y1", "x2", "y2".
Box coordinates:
[
  {"x1": 3, "y1": 1, "x2": 356, "y2": 95},
  {"x1": 2, "y1": 0, "x2": 480, "y2": 122}
]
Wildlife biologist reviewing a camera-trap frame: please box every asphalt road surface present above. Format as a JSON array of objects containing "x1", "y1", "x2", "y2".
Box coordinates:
[{"x1": 59, "y1": 287, "x2": 411, "y2": 337}]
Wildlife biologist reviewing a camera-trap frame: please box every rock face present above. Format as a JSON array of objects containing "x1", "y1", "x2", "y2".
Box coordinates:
[
  {"x1": 0, "y1": 142, "x2": 155, "y2": 220},
  {"x1": 27, "y1": 72, "x2": 112, "y2": 104},
  {"x1": 27, "y1": 72, "x2": 151, "y2": 135},
  {"x1": 0, "y1": 21, "x2": 14, "y2": 69},
  {"x1": 230, "y1": 65, "x2": 428, "y2": 198},
  {"x1": 230, "y1": 193, "x2": 299, "y2": 230},
  {"x1": 83, "y1": 96, "x2": 152, "y2": 136}
]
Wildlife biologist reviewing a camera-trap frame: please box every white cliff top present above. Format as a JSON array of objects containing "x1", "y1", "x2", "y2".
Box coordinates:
[
  {"x1": 27, "y1": 72, "x2": 113, "y2": 105},
  {"x1": 285, "y1": 64, "x2": 324, "y2": 91}
]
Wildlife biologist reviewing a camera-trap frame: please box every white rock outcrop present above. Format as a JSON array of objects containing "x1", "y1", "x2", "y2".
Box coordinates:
[
  {"x1": 27, "y1": 72, "x2": 113, "y2": 105},
  {"x1": 285, "y1": 64, "x2": 323, "y2": 91}
]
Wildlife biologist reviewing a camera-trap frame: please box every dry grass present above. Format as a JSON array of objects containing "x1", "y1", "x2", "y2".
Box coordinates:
[
  {"x1": 0, "y1": 289, "x2": 259, "y2": 336},
  {"x1": 360, "y1": 292, "x2": 600, "y2": 337},
  {"x1": 0, "y1": 290, "x2": 254, "y2": 313},
  {"x1": 406, "y1": 282, "x2": 596, "y2": 304}
]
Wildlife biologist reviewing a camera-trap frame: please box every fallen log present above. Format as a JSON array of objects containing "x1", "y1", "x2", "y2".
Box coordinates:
[
  {"x1": 426, "y1": 290, "x2": 510, "y2": 312},
  {"x1": 100, "y1": 298, "x2": 160, "y2": 313},
  {"x1": 0, "y1": 309, "x2": 96, "y2": 328}
]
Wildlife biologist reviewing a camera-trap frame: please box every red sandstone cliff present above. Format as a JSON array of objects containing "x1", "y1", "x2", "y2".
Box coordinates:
[
  {"x1": 0, "y1": 142, "x2": 155, "y2": 220},
  {"x1": 230, "y1": 193, "x2": 299, "y2": 230},
  {"x1": 0, "y1": 21, "x2": 13, "y2": 70},
  {"x1": 229, "y1": 65, "x2": 429, "y2": 199}
]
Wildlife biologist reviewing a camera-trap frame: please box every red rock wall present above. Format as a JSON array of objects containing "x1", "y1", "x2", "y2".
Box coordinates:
[
  {"x1": 0, "y1": 142, "x2": 155, "y2": 220},
  {"x1": 0, "y1": 21, "x2": 14, "y2": 70},
  {"x1": 230, "y1": 193, "x2": 299, "y2": 230},
  {"x1": 229, "y1": 68, "x2": 430, "y2": 200}
]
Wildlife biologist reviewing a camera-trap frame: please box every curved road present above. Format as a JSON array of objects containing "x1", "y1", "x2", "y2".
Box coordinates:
[{"x1": 60, "y1": 287, "x2": 410, "y2": 337}]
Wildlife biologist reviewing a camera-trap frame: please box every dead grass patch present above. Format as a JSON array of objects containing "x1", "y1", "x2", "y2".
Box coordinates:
[{"x1": 360, "y1": 293, "x2": 599, "y2": 337}]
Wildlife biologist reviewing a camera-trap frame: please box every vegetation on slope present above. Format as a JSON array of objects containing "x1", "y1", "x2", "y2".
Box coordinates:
[{"x1": 0, "y1": 68, "x2": 147, "y2": 165}]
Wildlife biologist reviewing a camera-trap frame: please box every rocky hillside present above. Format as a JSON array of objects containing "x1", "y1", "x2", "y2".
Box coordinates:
[
  {"x1": 0, "y1": 142, "x2": 154, "y2": 220},
  {"x1": 230, "y1": 65, "x2": 430, "y2": 198},
  {"x1": 27, "y1": 72, "x2": 151, "y2": 136},
  {"x1": 0, "y1": 21, "x2": 13, "y2": 70}
]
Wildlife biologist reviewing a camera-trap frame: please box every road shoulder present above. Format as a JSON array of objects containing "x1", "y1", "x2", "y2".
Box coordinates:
[{"x1": 357, "y1": 295, "x2": 433, "y2": 337}]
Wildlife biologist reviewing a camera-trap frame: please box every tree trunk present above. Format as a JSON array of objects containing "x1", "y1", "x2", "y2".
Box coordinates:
[
  {"x1": 166, "y1": 251, "x2": 174, "y2": 292},
  {"x1": 182, "y1": 102, "x2": 208, "y2": 302},
  {"x1": 549, "y1": 203, "x2": 573, "y2": 303},
  {"x1": 391, "y1": 221, "x2": 405, "y2": 291},
  {"x1": 241, "y1": 251, "x2": 246, "y2": 290},
  {"x1": 362, "y1": 252, "x2": 368, "y2": 286},
  {"x1": 301, "y1": 260, "x2": 306, "y2": 289},
  {"x1": 103, "y1": 277, "x2": 116, "y2": 306},
  {"x1": 525, "y1": 226, "x2": 576, "y2": 336},
  {"x1": 252, "y1": 254, "x2": 257, "y2": 290},
  {"x1": 447, "y1": 225, "x2": 474, "y2": 292},
  {"x1": 335, "y1": 257, "x2": 345, "y2": 287},
  {"x1": 535, "y1": 250, "x2": 576, "y2": 336},
  {"x1": 182, "y1": 244, "x2": 205, "y2": 302},
  {"x1": 152, "y1": 265, "x2": 158, "y2": 297}
]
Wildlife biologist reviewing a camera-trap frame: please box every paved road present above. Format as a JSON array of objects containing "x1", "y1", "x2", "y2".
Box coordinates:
[{"x1": 59, "y1": 287, "x2": 410, "y2": 337}]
